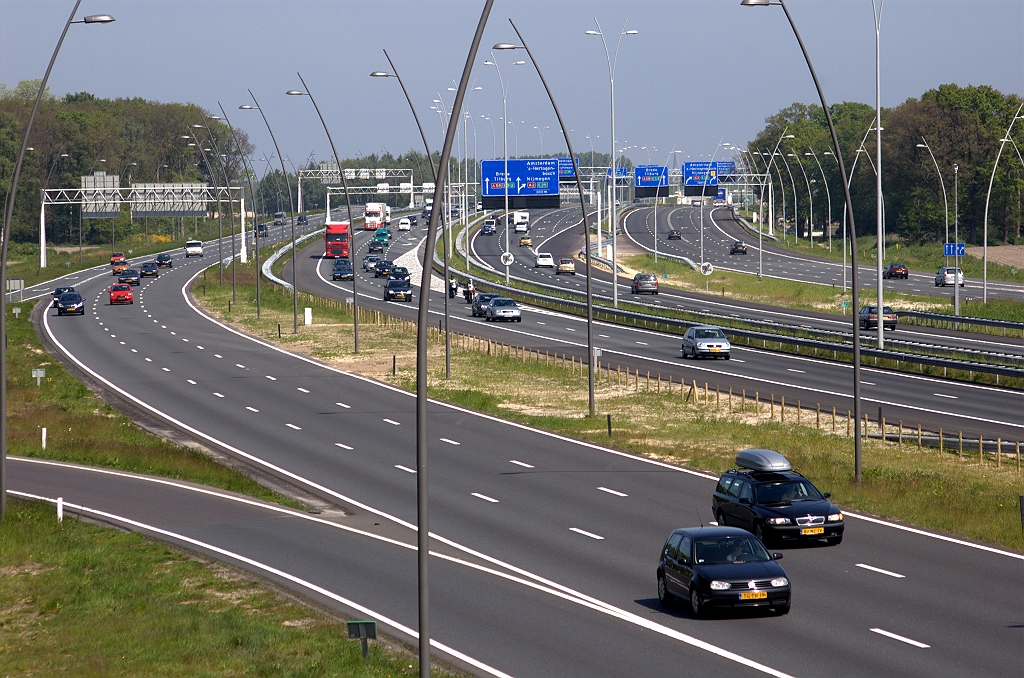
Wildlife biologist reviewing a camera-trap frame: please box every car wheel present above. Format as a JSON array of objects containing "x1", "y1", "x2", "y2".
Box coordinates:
[
  {"x1": 826, "y1": 535, "x2": 843, "y2": 546},
  {"x1": 716, "y1": 511, "x2": 727, "y2": 527},
  {"x1": 723, "y1": 354, "x2": 730, "y2": 360},
  {"x1": 753, "y1": 522, "x2": 767, "y2": 545},
  {"x1": 657, "y1": 573, "x2": 674, "y2": 607},
  {"x1": 689, "y1": 586, "x2": 705, "y2": 618},
  {"x1": 516, "y1": 317, "x2": 521, "y2": 322}
]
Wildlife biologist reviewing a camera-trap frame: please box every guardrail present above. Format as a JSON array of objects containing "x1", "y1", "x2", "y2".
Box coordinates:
[{"x1": 896, "y1": 310, "x2": 1024, "y2": 337}]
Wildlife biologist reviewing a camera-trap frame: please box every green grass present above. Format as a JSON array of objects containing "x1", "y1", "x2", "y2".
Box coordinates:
[
  {"x1": 194, "y1": 276, "x2": 1024, "y2": 554},
  {"x1": 0, "y1": 498, "x2": 458, "y2": 677},
  {"x1": 8, "y1": 298, "x2": 300, "y2": 509}
]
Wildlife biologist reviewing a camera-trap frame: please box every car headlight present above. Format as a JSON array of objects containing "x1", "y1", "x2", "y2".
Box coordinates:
[
  {"x1": 767, "y1": 517, "x2": 791, "y2": 525},
  {"x1": 827, "y1": 513, "x2": 843, "y2": 522},
  {"x1": 771, "y1": 577, "x2": 789, "y2": 588},
  {"x1": 710, "y1": 580, "x2": 731, "y2": 591}
]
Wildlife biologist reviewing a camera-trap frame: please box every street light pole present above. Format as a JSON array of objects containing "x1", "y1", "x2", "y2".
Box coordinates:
[
  {"x1": 741, "y1": 0, "x2": 863, "y2": 482},
  {"x1": 954, "y1": 163, "x2": 959, "y2": 316},
  {"x1": 288, "y1": 73, "x2": 360, "y2": 353},
  {"x1": 982, "y1": 107, "x2": 1024, "y2": 303},
  {"x1": 483, "y1": 54, "x2": 523, "y2": 285},
  {"x1": 916, "y1": 138, "x2": 948, "y2": 266},
  {"x1": 587, "y1": 19, "x2": 637, "y2": 308},
  {"x1": 789, "y1": 152, "x2": 813, "y2": 249},
  {"x1": 806, "y1": 149, "x2": 832, "y2": 252},
  {"x1": 240, "y1": 91, "x2": 299, "y2": 333},
  {"x1": 193, "y1": 121, "x2": 238, "y2": 303},
  {"x1": 0, "y1": 2, "x2": 114, "y2": 518},
  {"x1": 872, "y1": 0, "x2": 886, "y2": 347}
]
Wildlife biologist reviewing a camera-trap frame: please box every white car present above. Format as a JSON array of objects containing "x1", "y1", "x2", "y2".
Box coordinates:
[
  {"x1": 485, "y1": 297, "x2": 522, "y2": 322},
  {"x1": 681, "y1": 325, "x2": 731, "y2": 360},
  {"x1": 398, "y1": 217, "x2": 411, "y2": 231},
  {"x1": 934, "y1": 266, "x2": 964, "y2": 287},
  {"x1": 535, "y1": 253, "x2": 555, "y2": 268},
  {"x1": 184, "y1": 240, "x2": 203, "y2": 257}
]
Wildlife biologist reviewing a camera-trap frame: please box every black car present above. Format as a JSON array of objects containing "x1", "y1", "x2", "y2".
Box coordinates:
[
  {"x1": 387, "y1": 266, "x2": 411, "y2": 282},
  {"x1": 667, "y1": 229, "x2": 682, "y2": 240},
  {"x1": 297, "y1": 215, "x2": 308, "y2": 226},
  {"x1": 118, "y1": 269, "x2": 141, "y2": 286},
  {"x1": 471, "y1": 292, "x2": 501, "y2": 317},
  {"x1": 156, "y1": 253, "x2": 173, "y2": 268},
  {"x1": 362, "y1": 255, "x2": 381, "y2": 272},
  {"x1": 711, "y1": 449, "x2": 844, "y2": 546},
  {"x1": 332, "y1": 261, "x2": 354, "y2": 281},
  {"x1": 55, "y1": 291, "x2": 85, "y2": 316},
  {"x1": 140, "y1": 262, "x2": 160, "y2": 278},
  {"x1": 408, "y1": 215, "x2": 418, "y2": 226},
  {"x1": 257, "y1": 223, "x2": 268, "y2": 237},
  {"x1": 373, "y1": 260, "x2": 394, "y2": 277},
  {"x1": 657, "y1": 526, "x2": 791, "y2": 616},
  {"x1": 384, "y1": 279, "x2": 413, "y2": 302},
  {"x1": 730, "y1": 241, "x2": 748, "y2": 255},
  {"x1": 367, "y1": 239, "x2": 385, "y2": 254},
  {"x1": 52, "y1": 286, "x2": 75, "y2": 306}
]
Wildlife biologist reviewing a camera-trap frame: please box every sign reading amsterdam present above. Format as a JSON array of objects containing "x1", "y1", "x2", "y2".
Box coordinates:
[
  {"x1": 683, "y1": 161, "x2": 723, "y2": 197},
  {"x1": 481, "y1": 159, "x2": 559, "y2": 209}
]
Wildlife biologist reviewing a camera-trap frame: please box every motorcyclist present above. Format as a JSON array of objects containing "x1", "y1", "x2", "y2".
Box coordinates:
[
  {"x1": 448, "y1": 275, "x2": 458, "y2": 298},
  {"x1": 464, "y1": 278, "x2": 476, "y2": 302}
]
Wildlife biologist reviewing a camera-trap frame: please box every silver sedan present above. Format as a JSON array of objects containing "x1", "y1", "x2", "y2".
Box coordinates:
[
  {"x1": 681, "y1": 325, "x2": 731, "y2": 359},
  {"x1": 485, "y1": 297, "x2": 522, "y2": 322}
]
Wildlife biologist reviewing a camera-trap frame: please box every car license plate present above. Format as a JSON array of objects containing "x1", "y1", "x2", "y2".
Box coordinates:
[
  {"x1": 801, "y1": 527, "x2": 824, "y2": 535},
  {"x1": 739, "y1": 591, "x2": 768, "y2": 600},
  {"x1": 710, "y1": 348, "x2": 720, "y2": 353}
]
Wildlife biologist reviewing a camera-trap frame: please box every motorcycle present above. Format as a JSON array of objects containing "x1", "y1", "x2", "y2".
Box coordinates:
[
  {"x1": 463, "y1": 284, "x2": 475, "y2": 303},
  {"x1": 448, "y1": 279, "x2": 458, "y2": 299}
]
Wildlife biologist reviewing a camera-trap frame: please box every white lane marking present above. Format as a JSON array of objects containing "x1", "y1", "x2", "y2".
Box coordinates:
[
  {"x1": 597, "y1": 487, "x2": 628, "y2": 497},
  {"x1": 246, "y1": 406, "x2": 259, "y2": 413},
  {"x1": 182, "y1": 338, "x2": 189, "y2": 342},
  {"x1": 144, "y1": 358, "x2": 152, "y2": 362},
  {"x1": 383, "y1": 418, "x2": 401, "y2": 426},
  {"x1": 709, "y1": 521, "x2": 719, "y2": 526},
  {"x1": 536, "y1": 321, "x2": 546, "y2": 325},
  {"x1": 214, "y1": 354, "x2": 222, "y2": 358},
  {"x1": 119, "y1": 341, "x2": 125, "y2": 345},
  {"x1": 336, "y1": 402, "x2": 350, "y2": 408},
  {"x1": 440, "y1": 438, "x2": 461, "y2": 445},
  {"x1": 869, "y1": 628, "x2": 929, "y2": 648},
  {"x1": 131, "y1": 349, "x2": 137, "y2": 353},
  {"x1": 162, "y1": 367, "x2": 170, "y2": 372},
  {"x1": 286, "y1": 423, "x2": 301, "y2": 430},
  {"x1": 170, "y1": 331, "x2": 176, "y2": 335},
  {"x1": 334, "y1": 442, "x2": 353, "y2": 450},
  {"x1": 8, "y1": 490, "x2": 513, "y2": 678},
  {"x1": 730, "y1": 358, "x2": 746, "y2": 363},
  {"x1": 197, "y1": 346, "x2": 204, "y2": 350},
  {"x1": 297, "y1": 387, "x2": 309, "y2": 393},
  {"x1": 395, "y1": 464, "x2": 417, "y2": 474},
  {"x1": 856, "y1": 563, "x2": 905, "y2": 578},
  {"x1": 510, "y1": 460, "x2": 534, "y2": 468},
  {"x1": 787, "y1": 369, "x2": 806, "y2": 374},
  {"x1": 570, "y1": 527, "x2": 605, "y2": 540},
  {"x1": 566, "y1": 328, "x2": 576, "y2": 332},
  {"x1": 213, "y1": 392, "x2": 224, "y2": 398},
  {"x1": 472, "y1": 492, "x2": 500, "y2": 503},
  {"x1": 187, "y1": 380, "x2": 196, "y2": 385},
  {"x1": 161, "y1": 325, "x2": 166, "y2": 328},
  {"x1": 265, "y1": 375, "x2": 277, "y2": 380},
  {"x1": 236, "y1": 363, "x2": 246, "y2": 369},
  {"x1": 862, "y1": 381, "x2": 875, "y2": 386},
  {"x1": 599, "y1": 334, "x2": 610, "y2": 338},
  {"x1": 934, "y1": 393, "x2": 958, "y2": 399},
  {"x1": 636, "y1": 341, "x2": 648, "y2": 346}
]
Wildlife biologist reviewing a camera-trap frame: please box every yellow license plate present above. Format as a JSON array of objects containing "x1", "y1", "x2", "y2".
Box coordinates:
[
  {"x1": 739, "y1": 591, "x2": 768, "y2": 600},
  {"x1": 710, "y1": 348, "x2": 720, "y2": 352},
  {"x1": 801, "y1": 527, "x2": 824, "y2": 535}
]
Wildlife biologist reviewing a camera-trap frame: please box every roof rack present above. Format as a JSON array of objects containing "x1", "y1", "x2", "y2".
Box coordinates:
[{"x1": 735, "y1": 449, "x2": 792, "y2": 472}]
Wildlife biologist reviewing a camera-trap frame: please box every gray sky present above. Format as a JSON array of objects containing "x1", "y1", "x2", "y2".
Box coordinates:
[{"x1": 3, "y1": 1, "x2": 1022, "y2": 172}]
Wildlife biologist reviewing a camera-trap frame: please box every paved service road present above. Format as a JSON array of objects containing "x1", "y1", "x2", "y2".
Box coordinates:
[{"x1": 30, "y1": 210, "x2": 1018, "y2": 676}]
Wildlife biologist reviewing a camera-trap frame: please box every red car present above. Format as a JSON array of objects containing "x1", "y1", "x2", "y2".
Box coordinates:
[
  {"x1": 883, "y1": 262, "x2": 908, "y2": 279},
  {"x1": 110, "y1": 251, "x2": 126, "y2": 265},
  {"x1": 109, "y1": 284, "x2": 134, "y2": 305}
]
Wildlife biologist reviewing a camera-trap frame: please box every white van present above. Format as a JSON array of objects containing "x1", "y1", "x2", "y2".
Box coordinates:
[
  {"x1": 184, "y1": 240, "x2": 204, "y2": 257},
  {"x1": 513, "y1": 210, "x2": 530, "y2": 233},
  {"x1": 398, "y1": 217, "x2": 411, "y2": 231}
]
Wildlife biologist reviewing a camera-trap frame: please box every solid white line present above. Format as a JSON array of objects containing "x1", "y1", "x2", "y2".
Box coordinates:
[
  {"x1": 934, "y1": 393, "x2": 958, "y2": 399},
  {"x1": 570, "y1": 527, "x2": 605, "y2": 540},
  {"x1": 336, "y1": 402, "x2": 350, "y2": 408},
  {"x1": 440, "y1": 438, "x2": 461, "y2": 445},
  {"x1": 509, "y1": 460, "x2": 534, "y2": 468},
  {"x1": 856, "y1": 563, "x2": 905, "y2": 578},
  {"x1": 334, "y1": 443, "x2": 353, "y2": 450},
  {"x1": 869, "y1": 628, "x2": 929, "y2": 648},
  {"x1": 383, "y1": 418, "x2": 401, "y2": 426},
  {"x1": 395, "y1": 465, "x2": 416, "y2": 474},
  {"x1": 472, "y1": 492, "x2": 499, "y2": 503},
  {"x1": 246, "y1": 406, "x2": 259, "y2": 413},
  {"x1": 213, "y1": 392, "x2": 224, "y2": 398},
  {"x1": 286, "y1": 423, "x2": 301, "y2": 430},
  {"x1": 297, "y1": 387, "x2": 309, "y2": 393},
  {"x1": 597, "y1": 487, "x2": 628, "y2": 497}
]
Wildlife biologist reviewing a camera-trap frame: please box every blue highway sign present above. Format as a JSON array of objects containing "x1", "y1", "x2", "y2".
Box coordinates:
[
  {"x1": 944, "y1": 242, "x2": 965, "y2": 257},
  {"x1": 684, "y1": 161, "x2": 718, "y2": 187},
  {"x1": 481, "y1": 159, "x2": 559, "y2": 197},
  {"x1": 634, "y1": 165, "x2": 668, "y2": 187},
  {"x1": 558, "y1": 157, "x2": 581, "y2": 178}
]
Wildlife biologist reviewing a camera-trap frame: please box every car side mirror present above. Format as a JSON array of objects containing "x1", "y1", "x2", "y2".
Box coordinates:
[
  {"x1": 823, "y1": 492, "x2": 832, "y2": 499},
  {"x1": 772, "y1": 552, "x2": 783, "y2": 561}
]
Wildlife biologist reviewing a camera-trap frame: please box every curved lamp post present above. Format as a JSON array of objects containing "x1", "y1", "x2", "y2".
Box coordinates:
[
  {"x1": 193, "y1": 121, "x2": 238, "y2": 303},
  {"x1": 40, "y1": 148, "x2": 70, "y2": 269},
  {"x1": 981, "y1": 105, "x2": 1024, "y2": 302},
  {"x1": 916, "y1": 138, "x2": 948, "y2": 266},
  {"x1": 788, "y1": 151, "x2": 813, "y2": 247},
  {"x1": 587, "y1": 19, "x2": 637, "y2": 308},
  {"x1": 806, "y1": 149, "x2": 832, "y2": 252},
  {"x1": 775, "y1": 149, "x2": 799, "y2": 243},
  {"x1": 185, "y1": 131, "x2": 225, "y2": 284},
  {"x1": 741, "y1": 0, "x2": 864, "y2": 482},
  {"x1": 482, "y1": 55, "x2": 524, "y2": 285},
  {"x1": 287, "y1": 73, "x2": 360, "y2": 353},
  {"x1": 240, "y1": 92, "x2": 299, "y2": 333},
  {"x1": 1, "y1": 3, "x2": 114, "y2": 518}
]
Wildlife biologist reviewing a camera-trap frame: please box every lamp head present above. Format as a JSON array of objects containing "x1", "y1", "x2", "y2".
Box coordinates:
[
  {"x1": 514, "y1": 60, "x2": 526, "y2": 65},
  {"x1": 190, "y1": 124, "x2": 203, "y2": 128},
  {"x1": 483, "y1": 60, "x2": 495, "y2": 65},
  {"x1": 493, "y1": 43, "x2": 520, "y2": 50},
  {"x1": 624, "y1": 30, "x2": 638, "y2": 35},
  {"x1": 784, "y1": 134, "x2": 795, "y2": 139},
  {"x1": 286, "y1": 90, "x2": 306, "y2": 96},
  {"x1": 585, "y1": 30, "x2": 600, "y2": 35},
  {"x1": 369, "y1": 71, "x2": 393, "y2": 78},
  {"x1": 239, "y1": 105, "x2": 256, "y2": 110},
  {"x1": 208, "y1": 115, "x2": 223, "y2": 120},
  {"x1": 740, "y1": 0, "x2": 772, "y2": 6},
  {"x1": 916, "y1": 143, "x2": 927, "y2": 148},
  {"x1": 82, "y1": 14, "x2": 115, "y2": 23}
]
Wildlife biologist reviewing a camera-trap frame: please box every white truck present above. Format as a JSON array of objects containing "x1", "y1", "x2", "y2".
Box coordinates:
[
  {"x1": 513, "y1": 210, "x2": 530, "y2": 233},
  {"x1": 364, "y1": 202, "x2": 387, "y2": 231},
  {"x1": 184, "y1": 240, "x2": 204, "y2": 257}
]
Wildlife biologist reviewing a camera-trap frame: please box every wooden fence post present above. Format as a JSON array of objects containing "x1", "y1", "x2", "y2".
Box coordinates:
[{"x1": 781, "y1": 396, "x2": 785, "y2": 423}]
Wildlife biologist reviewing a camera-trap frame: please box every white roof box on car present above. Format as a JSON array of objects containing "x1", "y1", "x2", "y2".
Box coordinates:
[{"x1": 735, "y1": 449, "x2": 792, "y2": 472}]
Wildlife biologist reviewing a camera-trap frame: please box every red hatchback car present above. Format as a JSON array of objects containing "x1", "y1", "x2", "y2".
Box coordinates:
[
  {"x1": 110, "y1": 251, "x2": 126, "y2": 265},
  {"x1": 109, "y1": 284, "x2": 134, "y2": 305},
  {"x1": 883, "y1": 263, "x2": 908, "y2": 279}
]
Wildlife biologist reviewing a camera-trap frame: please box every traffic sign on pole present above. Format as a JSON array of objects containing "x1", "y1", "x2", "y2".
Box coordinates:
[
  {"x1": 700, "y1": 261, "x2": 714, "y2": 276},
  {"x1": 500, "y1": 252, "x2": 514, "y2": 266},
  {"x1": 944, "y1": 242, "x2": 965, "y2": 257}
]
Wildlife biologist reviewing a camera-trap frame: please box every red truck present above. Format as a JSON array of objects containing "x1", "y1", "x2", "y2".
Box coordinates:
[{"x1": 324, "y1": 221, "x2": 350, "y2": 258}]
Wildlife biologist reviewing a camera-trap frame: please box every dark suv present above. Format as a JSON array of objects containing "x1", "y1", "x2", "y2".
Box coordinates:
[{"x1": 711, "y1": 449, "x2": 844, "y2": 546}]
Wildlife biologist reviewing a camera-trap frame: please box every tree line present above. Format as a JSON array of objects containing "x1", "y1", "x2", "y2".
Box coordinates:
[{"x1": 745, "y1": 84, "x2": 1024, "y2": 246}]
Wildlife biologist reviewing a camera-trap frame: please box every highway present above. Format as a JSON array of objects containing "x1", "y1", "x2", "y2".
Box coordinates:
[{"x1": 25, "y1": 213, "x2": 1024, "y2": 676}]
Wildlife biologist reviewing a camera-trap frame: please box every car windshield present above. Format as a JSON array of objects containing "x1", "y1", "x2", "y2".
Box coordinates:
[
  {"x1": 391, "y1": 267, "x2": 408, "y2": 276},
  {"x1": 112, "y1": 285, "x2": 130, "y2": 292},
  {"x1": 158, "y1": 254, "x2": 170, "y2": 259},
  {"x1": 638, "y1": 274, "x2": 655, "y2": 281},
  {"x1": 386, "y1": 280, "x2": 408, "y2": 289},
  {"x1": 492, "y1": 299, "x2": 516, "y2": 307},
  {"x1": 694, "y1": 328, "x2": 725, "y2": 339},
  {"x1": 755, "y1": 479, "x2": 824, "y2": 504},
  {"x1": 123, "y1": 270, "x2": 138, "y2": 275},
  {"x1": 882, "y1": 306, "x2": 894, "y2": 314},
  {"x1": 479, "y1": 294, "x2": 499, "y2": 303},
  {"x1": 326, "y1": 233, "x2": 348, "y2": 242},
  {"x1": 693, "y1": 536, "x2": 771, "y2": 565},
  {"x1": 59, "y1": 293, "x2": 81, "y2": 302},
  {"x1": 891, "y1": 263, "x2": 905, "y2": 268},
  {"x1": 186, "y1": 241, "x2": 201, "y2": 247}
]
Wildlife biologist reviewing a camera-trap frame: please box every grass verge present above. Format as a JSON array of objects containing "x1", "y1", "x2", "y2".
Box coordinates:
[
  {"x1": 194, "y1": 267, "x2": 1024, "y2": 553},
  {"x1": 0, "y1": 497, "x2": 455, "y2": 677}
]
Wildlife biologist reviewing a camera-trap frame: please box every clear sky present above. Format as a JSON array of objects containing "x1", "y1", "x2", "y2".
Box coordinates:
[{"x1": 3, "y1": 1, "x2": 1022, "y2": 171}]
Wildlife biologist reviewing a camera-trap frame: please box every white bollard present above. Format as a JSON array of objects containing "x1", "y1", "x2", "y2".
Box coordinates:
[
  {"x1": 57, "y1": 497, "x2": 63, "y2": 523},
  {"x1": 304, "y1": 307, "x2": 312, "y2": 326},
  {"x1": 42, "y1": 427, "x2": 46, "y2": 449}
]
